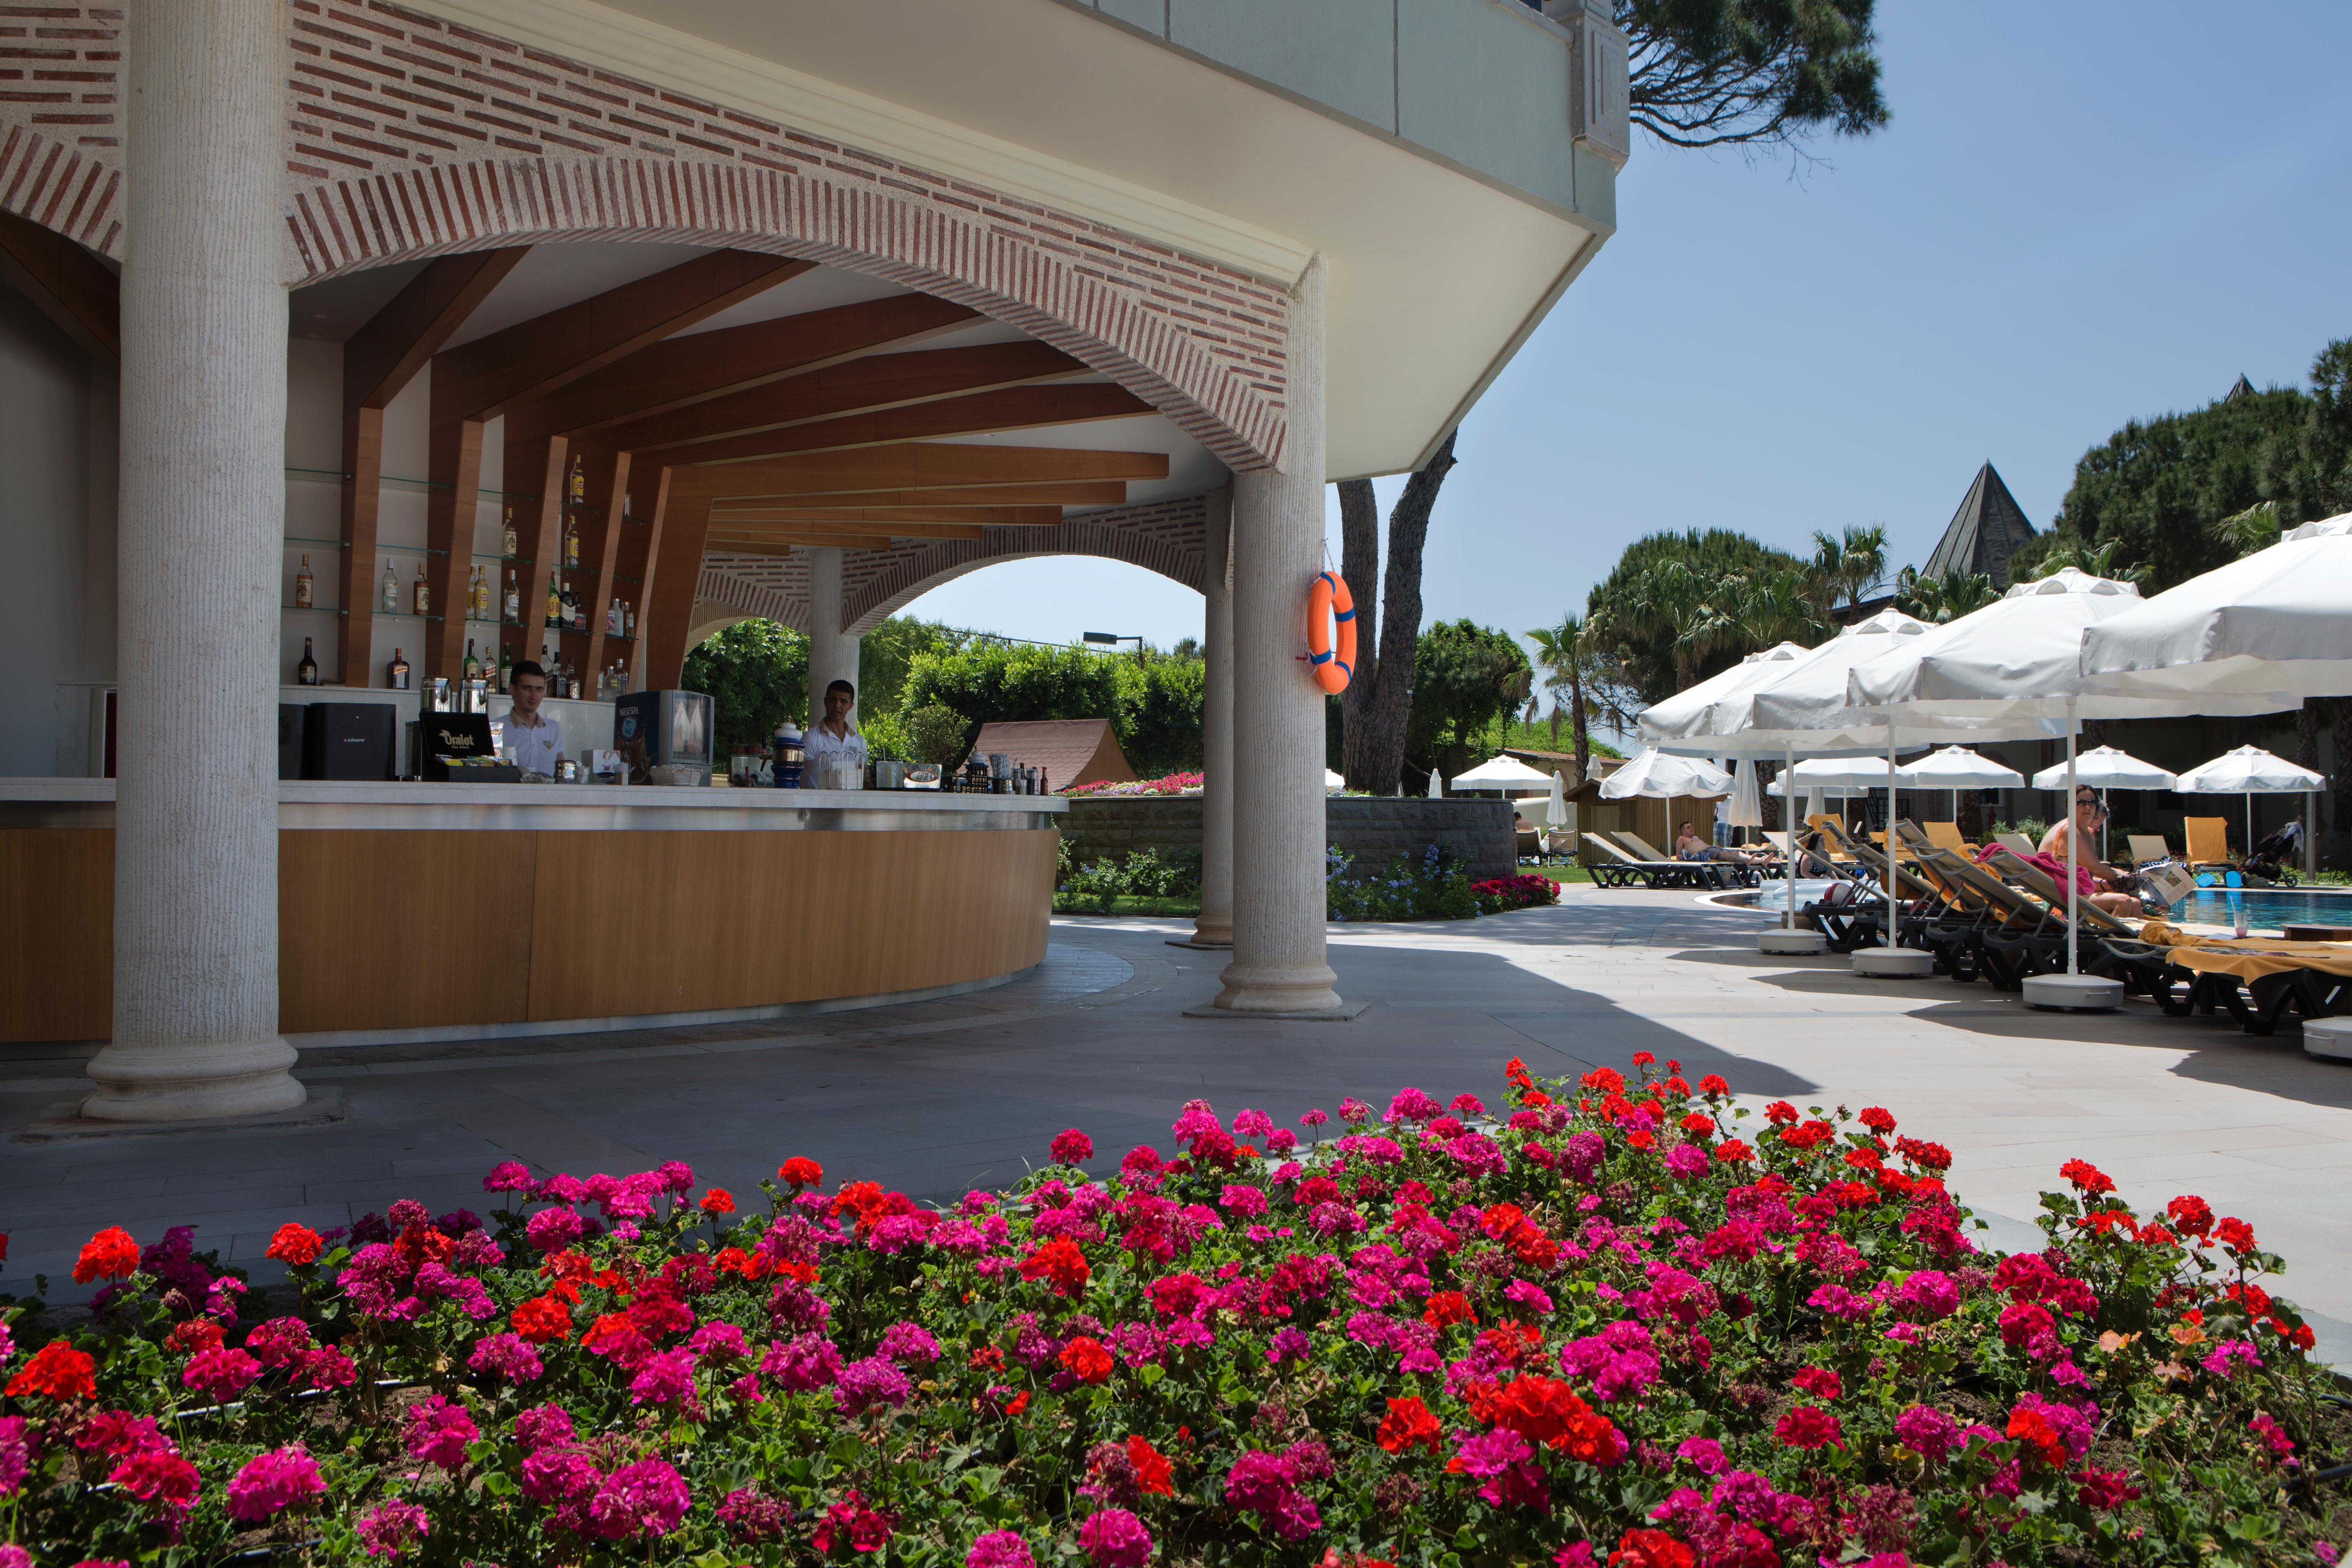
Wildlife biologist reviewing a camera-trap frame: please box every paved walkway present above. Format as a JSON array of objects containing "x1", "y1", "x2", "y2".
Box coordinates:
[{"x1": 5, "y1": 886, "x2": 2348, "y2": 1364}]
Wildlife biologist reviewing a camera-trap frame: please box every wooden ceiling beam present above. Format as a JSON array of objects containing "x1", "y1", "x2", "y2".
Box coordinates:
[
  {"x1": 710, "y1": 520, "x2": 995, "y2": 541},
  {"x1": 653, "y1": 384, "x2": 1155, "y2": 468},
  {"x1": 714, "y1": 506, "x2": 1061, "y2": 527},
  {"x1": 505, "y1": 291, "x2": 979, "y2": 444},
  {"x1": 712, "y1": 481, "x2": 1127, "y2": 509},
  {"x1": 708, "y1": 533, "x2": 920, "y2": 552},
  {"x1": 598, "y1": 339, "x2": 1089, "y2": 454},
  {"x1": 666, "y1": 444, "x2": 1170, "y2": 501},
  {"x1": 434, "y1": 249, "x2": 808, "y2": 421},
  {"x1": 345, "y1": 248, "x2": 527, "y2": 412},
  {"x1": 0, "y1": 208, "x2": 117, "y2": 362}
]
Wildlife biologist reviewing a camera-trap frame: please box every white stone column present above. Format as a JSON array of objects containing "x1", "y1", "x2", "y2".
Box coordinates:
[
  {"x1": 1187, "y1": 488, "x2": 1234, "y2": 947},
  {"x1": 803, "y1": 546, "x2": 861, "y2": 723},
  {"x1": 84, "y1": 0, "x2": 305, "y2": 1120},
  {"x1": 1214, "y1": 257, "x2": 1342, "y2": 1014}
]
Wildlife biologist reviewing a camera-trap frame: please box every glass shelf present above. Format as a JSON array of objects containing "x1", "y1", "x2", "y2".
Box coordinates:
[
  {"x1": 280, "y1": 467, "x2": 544, "y2": 502},
  {"x1": 281, "y1": 603, "x2": 339, "y2": 614},
  {"x1": 466, "y1": 617, "x2": 528, "y2": 629},
  {"x1": 285, "y1": 535, "x2": 347, "y2": 549},
  {"x1": 345, "y1": 542, "x2": 445, "y2": 557},
  {"x1": 608, "y1": 572, "x2": 642, "y2": 584}
]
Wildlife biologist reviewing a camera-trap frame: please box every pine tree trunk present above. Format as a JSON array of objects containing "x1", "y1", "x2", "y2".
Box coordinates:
[
  {"x1": 1355, "y1": 431, "x2": 1458, "y2": 795},
  {"x1": 1336, "y1": 478, "x2": 1382, "y2": 791},
  {"x1": 1568, "y1": 662, "x2": 1590, "y2": 787}
]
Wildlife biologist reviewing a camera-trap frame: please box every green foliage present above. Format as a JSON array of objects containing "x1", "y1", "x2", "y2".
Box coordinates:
[
  {"x1": 1051, "y1": 842, "x2": 1200, "y2": 915},
  {"x1": 857, "y1": 617, "x2": 970, "y2": 721},
  {"x1": 1584, "y1": 529, "x2": 1816, "y2": 708},
  {"x1": 901, "y1": 703, "x2": 971, "y2": 766},
  {"x1": 1403, "y1": 620, "x2": 1531, "y2": 789},
  {"x1": 2027, "y1": 535, "x2": 2150, "y2": 589},
  {"x1": 1620, "y1": 0, "x2": 1889, "y2": 152},
  {"x1": 902, "y1": 642, "x2": 1205, "y2": 776},
  {"x1": 1895, "y1": 565, "x2": 2001, "y2": 624},
  {"x1": 1325, "y1": 843, "x2": 1480, "y2": 922},
  {"x1": 2016, "y1": 378, "x2": 2315, "y2": 592},
  {"x1": 681, "y1": 619, "x2": 809, "y2": 751}
]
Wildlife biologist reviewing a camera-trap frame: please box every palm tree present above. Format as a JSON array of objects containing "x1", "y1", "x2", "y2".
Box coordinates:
[
  {"x1": 2214, "y1": 500, "x2": 2285, "y2": 559},
  {"x1": 1804, "y1": 524, "x2": 1891, "y2": 618},
  {"x1": 1526, "y1": 615, "x2": 1597, "y2": 785},
  {"x1": 1895, "y1": 565, "x2": 2000, "y2": 624},
  {"x1": 2031, "y1": 535, "x2": 2149, "y2": 588},
  {"x1": 1735, "y1": 568, "x2": 1823, "y2": 648},
  {"x1": 1623, "y1": 559, "x2": 1713, "y2": 691}
]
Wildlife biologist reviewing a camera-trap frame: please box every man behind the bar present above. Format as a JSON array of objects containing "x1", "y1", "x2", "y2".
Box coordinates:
[{"x1": 505, "y1": 661, "x2": 564, "y2": 777}]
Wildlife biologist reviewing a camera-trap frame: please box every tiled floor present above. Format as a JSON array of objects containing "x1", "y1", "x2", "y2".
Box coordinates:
[{"x1": 6, "y1": 886, "x2": 2348, "y2": 1366}]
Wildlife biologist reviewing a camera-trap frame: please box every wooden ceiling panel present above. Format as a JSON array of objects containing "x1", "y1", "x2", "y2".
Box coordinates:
[
  {"x1": 666, "y1": 444, "x2": 1170, "y2": 500},
  {"x1": 712, "y1": 481, "x2": 1127, "y2": 509},
  {"x1": 652, "y1": 384, "x2": 1153, "y2": 468},
  {"x1": 714, "y1": 506, "x2": 1060, "y2": 527}
]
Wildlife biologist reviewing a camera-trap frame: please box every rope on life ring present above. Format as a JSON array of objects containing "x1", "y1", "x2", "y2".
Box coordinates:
[{"x1": 1307, "y1": 570, "x2": 1356, "y2": 694}]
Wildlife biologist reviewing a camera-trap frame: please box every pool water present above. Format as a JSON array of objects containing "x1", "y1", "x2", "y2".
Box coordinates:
[{"x1": 2167, "y1": 887, "x2": 2352, "y2": 932}]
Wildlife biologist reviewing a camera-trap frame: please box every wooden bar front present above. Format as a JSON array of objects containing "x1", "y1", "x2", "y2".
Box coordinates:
[{"x1": 0, "y1": 790, "x2": 1058, "y2": 1043}]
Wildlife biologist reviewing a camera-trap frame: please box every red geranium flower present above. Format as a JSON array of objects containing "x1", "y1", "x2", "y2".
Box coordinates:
[
  {"x1": 1127, "y1": 1434, "x2": 1175, "y2": 1494},
  {"x1": 73, "y1": 1226, "x2": 140, "y2": 1285},
  {"x1": 2213, "y1": 1216, "x2": 2258, "y2": 1253},
  {"x1": 1610, "y1": 1528, "x2": 1696, "y2": 1568},
  {"x1": 2058, "y1": 1159, "x2": 2115, "y2": 1196},
  {"x1": 165, "y1": 1318, "x2": 226, "y2": 1355},
  {"x1": 1698, "y1": 1074, "x2": 1730, "y2": 1098},
  {"x1": 2005, "y1": 1407, "x2": 2068, "y2": 1467},
  {"x1": 1764, "y1": 1100, "x2": 1798, "y2": 1125},
  {"x1": 7, "y1": 1339, "x2": 98, "y2": 1400},
  {"x1": 1423, "y1": 1291, "x2": 1476, "y2": 1329},
  {"x1": 511, "y1": 1293, "x2": 573, "y2": 1344},
  {"x1": 776, "y1": 1157, "x2": 824, "y2": 1189},
  {"x1": 2165, "y1": 1195, "x2": 2214, "y2": 1236},
  {"x1": 1789, "y1": 1366, "x2": 1842, "y2": 1401},
  {"x1": 265, "y1": 1223, "x2": 323, "y2": 1266},
  {"x1": 1018, "y1": 1236, "x2": 1090, "y2": 1296},
  {"x1": 699, "y1": 1188, "x2": 735, "y2": 1215},
  {"x1": 1859, "y1": 1107, "x2": 1897, "y2": 1134},
  {"x1": 1713, "y1": 1140, "x2": 1753, "y2": 1163},
  {"x1": 1774, "y1": 1405, "x2": 1843, "y2": 1450},
  {"x1": 1050, "y1": 1128, "x2": 1095, "y2": 1165},
  {"x1": 1378, "y1": 1394, "x2": 1443, "y2": 1454},
  {"x1": 1059, "y1": 1336, "x2": 1115, "y2": 1384}
]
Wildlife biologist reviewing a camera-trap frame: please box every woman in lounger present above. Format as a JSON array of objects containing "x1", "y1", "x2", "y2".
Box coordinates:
[
  {"x1": 2039, "y1": 789, "x2": 2144, "y2": 918},
  {"x1": 1675, "y1": 821, "x2": 1772, "y2": 864}
]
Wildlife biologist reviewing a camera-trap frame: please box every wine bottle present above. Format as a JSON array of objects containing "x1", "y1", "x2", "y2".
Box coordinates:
[
  {"x1": 501, "y1": 506, "x2": 518, "y2": 560},
  {"x1": 564, "y1": 515, "x2": 581, "y2": 569},
  {"x1": 388, "y1": 647, "x2": 410, "y2": 690},
  {"x1": 463, "y1": 639, "x2": 480, "y2": 683},
  {"x1": 607, "y1": 596, "x2": 621, "y2": 636},
  {"x1": 625, "y1": 601, "x2": 636, "y2": 637},
  {"x1": 568, "y1": 454, "x2": 586, "y2": 507},
  {"x1": 497, "y1": 643, "x2": 512, "y2": 694},
  {"x1": 412, "y1": 561, "x2": 429, "y2": 616},
  {"x1": 297, "y1": 637, "x2": 319, "y2": 686},
  {"x1": 503, "y1": 570, "x2": 519, "y2": 624},
  {"x1": 381, "y1": 557, "x2": 399, "y2": 612},
  {"x1": 294, "y1": 553, "x2": 314, "y2": 609},
  {"x1": 545, "y1": 572, "x2": 560, "y2": 627}
]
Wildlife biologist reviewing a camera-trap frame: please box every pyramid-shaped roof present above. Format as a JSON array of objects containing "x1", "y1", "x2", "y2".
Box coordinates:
[
  {"x1": 2224, "y1": 374, "x2": 2256, "y2": 403},
  {"x1": 1920, "y1": 462, "x2": 2038, "y2": 588}
]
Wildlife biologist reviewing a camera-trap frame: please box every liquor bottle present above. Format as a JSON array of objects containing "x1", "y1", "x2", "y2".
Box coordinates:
[
  {"x1": 501, "y1": 507, "x2": 518, "y2": 560},
  {"x1": 297, "y1": 637, "x2": 319, "y2": 686},
  {"x1": 465, "y1": 567, "x2": 480, "y2": 620},
  {"x1": 572, "y1": 586, "x2": 588, "y2": 633},
  {"x1": 294, "y1": 553, "x2": 314, "y2": 609},
  {"x1": 388, "y1": 647, "x2": 410, "y2": 690},
  {"x1": 381, "y1": 557, "x2": 399, "y2": 612},
  {"x1": 563, "y1": 515, "x2": 580, "y2": 570},
  {"x1": 545, "y1": 572, "x2": 561, "y2": 627},
  {"x1": 625, "y1": 601, "x2": 636, "y2": 637},
  {"x1": 568, "y1": 454, "x2": 586, "y2": 508},
  {"x1": 503, "y1": 570, "x2": 520, "y2": 624},
  {"x1": 497, "y1": 643, "x2": 512, "y2": 694},
  {"x1": 607, "y1": 596, "x2": 621, "y2": 636},
  {"x1": 463, "y1": 639, "x2": 480, "y2": 684},
  {"x1": 412, "y1": 561, "x2": 429, "y2": 616}
]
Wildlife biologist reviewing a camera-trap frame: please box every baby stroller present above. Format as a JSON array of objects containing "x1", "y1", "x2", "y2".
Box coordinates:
[{"x1": 2241, "y1": 821, "x2": 2302, "y2": 887}]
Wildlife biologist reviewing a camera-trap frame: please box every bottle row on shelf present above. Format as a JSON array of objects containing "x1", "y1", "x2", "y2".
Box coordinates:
[
  {"x1": 291, "y1": 635, "x2": 634, "y2": 702},
  {"x1": 290, "y1": 554, "x2": 636, "y2": 637}
]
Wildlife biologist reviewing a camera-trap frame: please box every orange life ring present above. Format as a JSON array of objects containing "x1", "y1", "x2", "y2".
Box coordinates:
[{"x1": 1307, "y1": 570, "x2": 1356, "y2": 694}]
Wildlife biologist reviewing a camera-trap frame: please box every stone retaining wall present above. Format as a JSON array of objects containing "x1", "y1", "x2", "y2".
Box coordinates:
[{"x1": 1061, "y1": 795, "x2": 1516, "y2": 884}]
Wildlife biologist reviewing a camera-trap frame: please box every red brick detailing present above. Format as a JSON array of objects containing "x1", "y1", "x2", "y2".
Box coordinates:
[
  {"x1": 694, "y1": 494, "x2": 1210, "y2": 635},
  {"x1": 0, "y1": 3, "x2": 122, "y2": 253},
  {"x1": 0, "y1": 2, "x2": 1289, "y2": 470}
]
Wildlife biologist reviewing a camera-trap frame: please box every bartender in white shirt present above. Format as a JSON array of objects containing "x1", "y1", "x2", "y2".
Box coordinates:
[
  {"x1": 802, "y1": 678, "x2": 866, "y2": 787},
  {"x1": 503, "y1": 661, "x2": 565, "y2": 777}
]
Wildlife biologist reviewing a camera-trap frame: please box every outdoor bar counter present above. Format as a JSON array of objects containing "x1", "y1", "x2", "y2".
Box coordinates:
[{"x1": 0, "y1": 781, "x2": 1062, "y2": 1046}]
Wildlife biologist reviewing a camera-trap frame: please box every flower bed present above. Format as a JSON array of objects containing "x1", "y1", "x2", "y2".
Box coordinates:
[
  {"x1": 1472, "y1": 875, "x2": 1562, "y2": 915},
  {"x1": 1063, "y1": 773, "x2": 1204, "y2": 798},
  {"x1": 2, "y1": 1061, "x2": 2345, "y2": 1566}
]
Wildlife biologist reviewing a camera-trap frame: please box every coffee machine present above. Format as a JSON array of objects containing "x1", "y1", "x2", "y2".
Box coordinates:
[{"x1": 614, "y1": 690, "x2": 714, "y2": 785}]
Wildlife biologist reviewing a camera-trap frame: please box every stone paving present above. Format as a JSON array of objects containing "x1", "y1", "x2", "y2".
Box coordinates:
[{"x1": 4, "y1": 883, "x2": 2349, "y2": 1365}]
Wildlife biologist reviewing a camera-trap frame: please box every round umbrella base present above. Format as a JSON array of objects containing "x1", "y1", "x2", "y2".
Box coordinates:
[
  {"x1": 1758, "y1": 929, "x2": 1826, "y2": 956},
  {"x1": 2304, "y1": 1017, "x2": 2352, "y2": 1062},
  {"x1": 2021, "y1": 974, "x2": 2123, "y2": 1012},
  {"x1": 1852, "y1": 949, "x2": 1934, "y2": 978}
]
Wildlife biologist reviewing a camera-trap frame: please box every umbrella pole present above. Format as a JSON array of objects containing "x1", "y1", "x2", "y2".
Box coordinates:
[
  {"x1": 1786, "y1": 744, "x2": 1797, "y2": 927},
  {"x1": 1885, "y1": 734, "x2": 1899, "y2": 931},
  {"x1": 2065, "y1": 697, "x2": 2079, "y2": 977}
]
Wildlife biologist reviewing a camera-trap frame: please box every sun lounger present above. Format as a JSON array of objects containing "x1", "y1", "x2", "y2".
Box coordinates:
[
  {"x1": 2125, "y1": 833, "x2": 2174, "y2": 866},
  {"x1": 1582, "y1": 833, "x2": 1708, "y2": 890},
  {"x1": 2182, "y1": 816, "x2": 2232, "y2": 871},
  {"x1": 1921, "y1": 822, "x2": 1973, "y2": 855},
  {"x1": 1992, "y1": 831, "x2": 2036, "y2": 856},
  {"x1": 1802, "y1": 815, "x2": 1858, "y2": 860},
  {"x1": 1913, "y1": 846, "x2": 2082, "y2": 991},
  {"x1": 2098, "y1": 921, "x2": 2352, "y2": 1036}
]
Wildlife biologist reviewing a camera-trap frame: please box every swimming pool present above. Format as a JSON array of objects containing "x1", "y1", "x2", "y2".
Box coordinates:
[{"x1": 2167, "y1": 887, "x2": 2352, "y2": 933}]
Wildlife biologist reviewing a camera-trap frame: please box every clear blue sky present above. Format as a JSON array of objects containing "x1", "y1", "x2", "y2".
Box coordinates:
[{"x1": 900, "y1": 2, "x2": 2352, "y2": 654}]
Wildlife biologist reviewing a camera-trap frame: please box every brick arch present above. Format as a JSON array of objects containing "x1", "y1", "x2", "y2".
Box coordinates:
[
  {"x1": 0, "y1": 126, "x2": 123, "y2": 256},
  {"x1": 693, "y1": 494, "x2": 1212, "y2": 636},
  {"x1": 284, "y1": 156, "x2": 1284, "y2": 472}
]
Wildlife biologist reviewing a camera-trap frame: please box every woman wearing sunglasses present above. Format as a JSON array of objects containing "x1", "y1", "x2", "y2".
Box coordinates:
[{"x1": 2038, "y1": 787, "x2": 2145, "y2": 918}]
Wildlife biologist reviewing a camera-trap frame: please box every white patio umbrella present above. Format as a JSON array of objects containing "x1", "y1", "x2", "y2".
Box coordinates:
[
  {"x1": 1840, "y1": 568, "x2": 2287, "y2": 1005},
  {"x1": 1451, "y1": 755, "x2": 1557, "y2": 791},
  {"x1": 2030, "y1": 746, "x2": 2176, "y2": 863},
  {"x1": 1543, "y1": 766, "x2": 1568, "y2": 839},
  {"x1": 1897, "y1": 744, "x2": 2025, "y2": 826},
  {"x1": 1598, "y1": 748, "x2": 1732, "y2": 800},
  {"x1": 1426, "y1": 764, "x2": 1442, "y2": 799},
  {"x1": 1323, "y1": 768, "x2": 1347, "y2": 794},
  {"x1": 2081, "y1": 513, "x2": 2352, "y2": 700},
  {"x1": 1726, "y1": 759, "x2": 1763, "y2": 836},
  {"x1": 2175, "y1": 745, "x2": 2325, "y2": 863}
]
